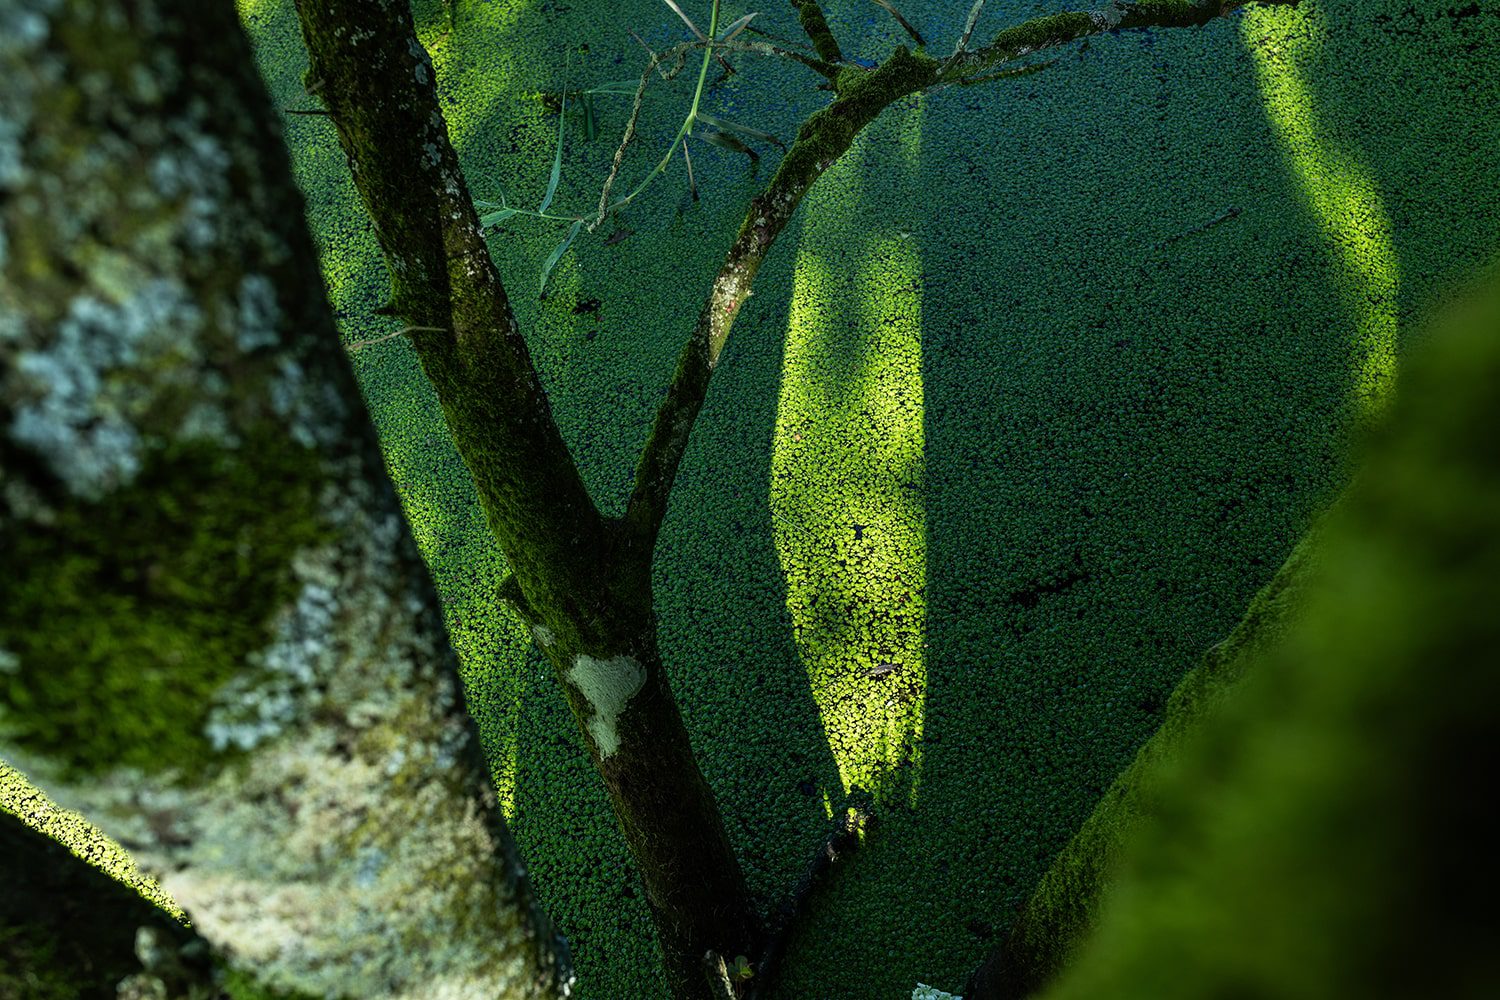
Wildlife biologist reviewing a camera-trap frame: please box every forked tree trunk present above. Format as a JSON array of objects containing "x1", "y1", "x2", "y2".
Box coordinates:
[
  {"x1": 289, "y1": 3, "x2": 763, "y2": 993},
  {"x1": 284, "y1": 2, "x2": 1302, "y2": 995}
]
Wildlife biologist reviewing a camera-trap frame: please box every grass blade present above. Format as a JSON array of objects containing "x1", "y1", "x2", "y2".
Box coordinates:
[
  {"x1": 539, "y1": 218, "x2": 584, "y2": 297},
  {"x1": 588, "y1": 79, "x2": 647, "y2": 93},
  {"x1": 717, "y1": 11, "x2": 758, "y2": 42},
  {"x1": 869, "y1": 0, "x2": 925, "y2": 47},
  {"x1": 539, "y1": 59, "x2": 568, "y2": 214},
  {"x1": 697, "y1": 129, "x2": 759, "y2": 162},
  {"x1": 681, "y1": 138, "x2": 698, "y2": 201},
  {"x1": 582, "y1": 92, "x2": 597, "y2": 142},
  {"x1": 695, "y1": 112, "x2": 784, "y2": 149},
  {"x1": 480, "y1": 207, "x2": 519, "y2": 227},
  {"x1": 662, "y1": 0, "x2": 708, "y2": 41}
]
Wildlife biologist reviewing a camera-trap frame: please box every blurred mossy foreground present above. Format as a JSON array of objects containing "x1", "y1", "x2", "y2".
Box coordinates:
[{"x1": 6, "y1": 0, "x2": 1495, "y2": 998}]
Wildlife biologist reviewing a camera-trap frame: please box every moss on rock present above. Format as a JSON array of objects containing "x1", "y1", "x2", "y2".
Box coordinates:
[{"x1": 0, "y1": 437, "x2": 324, "y2": 779}]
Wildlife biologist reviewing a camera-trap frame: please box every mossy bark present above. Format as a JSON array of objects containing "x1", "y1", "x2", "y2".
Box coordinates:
[
  {"x1": 0, "y1": 1, "x2": 565, "y2": 997},
  {"x1": 791, "y1": 1, "x2": 845, "y2": 65},
  {"x1": 280, "y1": 1, "x2": 1306, "y2": 994},
  {"x1": 289, "y1": 2, "x2": 762, "y2": 995}
]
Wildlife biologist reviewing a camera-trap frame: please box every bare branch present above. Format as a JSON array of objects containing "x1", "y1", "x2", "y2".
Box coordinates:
[
  {"x1": 943, "y1": 0, "x2": 1301, "y2": 84},
  {"x1": 594, "y1": 43, "x2": 695, "y2": 227},
  {"x1": 724, "y1": 37, "x2": 843, "y2": 78},
  {"x1": 624, "y1": 47, "x2": 940, "y2": 546},
  {"x1": 344, "y1": 324, "x2": 446, "y2": 352},
  {"x1": 951, "y1": 56, "x2": 1058, "y2": 88},
  {"x1": 869, "y1": 0, "x2": 926, "y2": 47},
  {"x1": 628, "y1": 28, "x2": 675, "y2": 79},
  {"x1": 624, "y1": 0, "x2": 1302, "y2": 546},
  {"x1": 294, "y1": 0, "x2": 609, "y2": 615},
  {"x1": 938, "y1": 0, "x2": 986, "y2": 76}
]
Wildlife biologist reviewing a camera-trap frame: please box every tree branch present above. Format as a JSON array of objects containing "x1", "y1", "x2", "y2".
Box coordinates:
[
  {"x1": 942, "y1": 0, "x2": 1301, "y2": 84},
  {"x1": 294, "y1": 0, "x2": 610, "y2": 622},
  {"x1": 790, "y1": 0, "x2": 845, "y2": 64},
  {"x1": 1, "y1": 2, "x2": 568, "y2": 994},
  {"x1": 624, "y1": 46, "x2": 943, "y2": 546},
  {"x1": 624, "y1": 0, "x2": 1299, "y2": 548}
]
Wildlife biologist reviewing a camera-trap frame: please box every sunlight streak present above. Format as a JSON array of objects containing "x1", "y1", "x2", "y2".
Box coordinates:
[
  {"x1": 771, "y1": 99, "x2": 928, "y2": 810},
  {"x1": 1244, "y1": 8, "x2": 1400, "y2": 422}
]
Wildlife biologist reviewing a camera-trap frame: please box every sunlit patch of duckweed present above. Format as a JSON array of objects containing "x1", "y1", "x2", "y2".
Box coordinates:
[
  {"x1": 772, "y1": 99, "x2": 928, "y2": 810},
  {"x1": 1243, "y1": 5, "x2": 1400, "y2": 423}
]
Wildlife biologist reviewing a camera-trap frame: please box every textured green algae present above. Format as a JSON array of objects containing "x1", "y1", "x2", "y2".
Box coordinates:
[
  {"x1": 771, "y1": 99, "x2": 930, "y2": 815},
  {"x1": 0, "y1": 763, "x2": 180, "y2": 919},
  {"x1": 226, "y1": 1, "x2": 1500, "y2": 997},
  {"x1": 975, "y1": 521, "x2": 1322, "y2": 995}
]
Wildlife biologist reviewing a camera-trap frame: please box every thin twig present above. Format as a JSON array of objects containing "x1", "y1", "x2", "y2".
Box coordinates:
[
  {"x1": 344, "y1": 325, "x2": 446, "y2": 352},
  {"x1": 746, "y1": 794, "x2": 874, "y2": 999},
  {"x1": 1152, "y1": 205, "x2": 1243, "y2": 250},
  {"x1": 951, "y1": 56, "x2": 1057, "y2": 87},
  {"x1": 681, "y1": 137, "x2": 698, "y2": 201},
  {"x1": 284, "y1": 107, "x2": 333, "y2": 116},
  {"x1": 869, "y1": 0, "x2": 925, "y2": 47},
  {"x1": 743, "y1": 22, "x2": 818, "y2": 52},
  {"x1": 938, "y1": 0, "x2": 986, "y2": 76},
  {"x1": 628, "y1": 28, "x2": 673, "y2": 79},
  {"x1": 593, "y1": 48, "x2": 681, "y2": 227},
  {"x1": 724, "y1": 38, "x2": 841, "y2": 78}
]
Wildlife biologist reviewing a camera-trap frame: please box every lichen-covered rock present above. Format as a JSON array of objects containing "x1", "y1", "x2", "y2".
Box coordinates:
[{"x1": 0, "y1": 1, "x2": 567, "y2": 996}]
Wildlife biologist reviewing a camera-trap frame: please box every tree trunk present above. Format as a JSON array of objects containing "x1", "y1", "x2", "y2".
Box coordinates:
[
  {"x1": 0, "y1": 2, "x2": 566, "y2": 997},
  {"x1": 288, "y1": 3, "x2": 763, "y2": 993},
  {"x1": 529, "y1": 595, "x2": 762, "y2": 998},
  {"x1": 963, "y1": 531, "x2": 1321, "y2": 1000}
]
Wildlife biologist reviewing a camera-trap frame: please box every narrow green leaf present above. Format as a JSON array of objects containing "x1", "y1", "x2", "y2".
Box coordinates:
[
  {"x1": 480, "y1": 207, "x2": 519, "y2": 227},
  {"x1": 539, "y1": 219, "x2": 584, "y2": 297},
  {"x1": 717, "y1": 11, "x2": 758, "y2": 42},
  {"x1": 588, "y1": 79, "x2": 645, "y2": 92},
  {"x1": 582, "y1": 92, "x2": 597, "y2": 142},
  {"x1": 696, "y1": 129, "x2": 759, "y2": 161},
  {"x1": 662, "y1": 0, "x2": 708, "y2": 41},
  {"x1": 539, "y1": 62, "x2": 567, "y2": 214},
  {"x1": 869, "y1": 0, "x2": 926, "y2": 47},
  {"x1": 695, "y1": 112, "x2": 784, "y2": 149}
]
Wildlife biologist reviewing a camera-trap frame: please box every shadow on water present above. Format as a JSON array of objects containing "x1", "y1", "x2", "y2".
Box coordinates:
[
  {"x1": 771, "y1": 0, "x2": 1500, "y2": 995},
  {"x1": 238, "y1": 1, "x2": 1500, "y2": 997}
]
